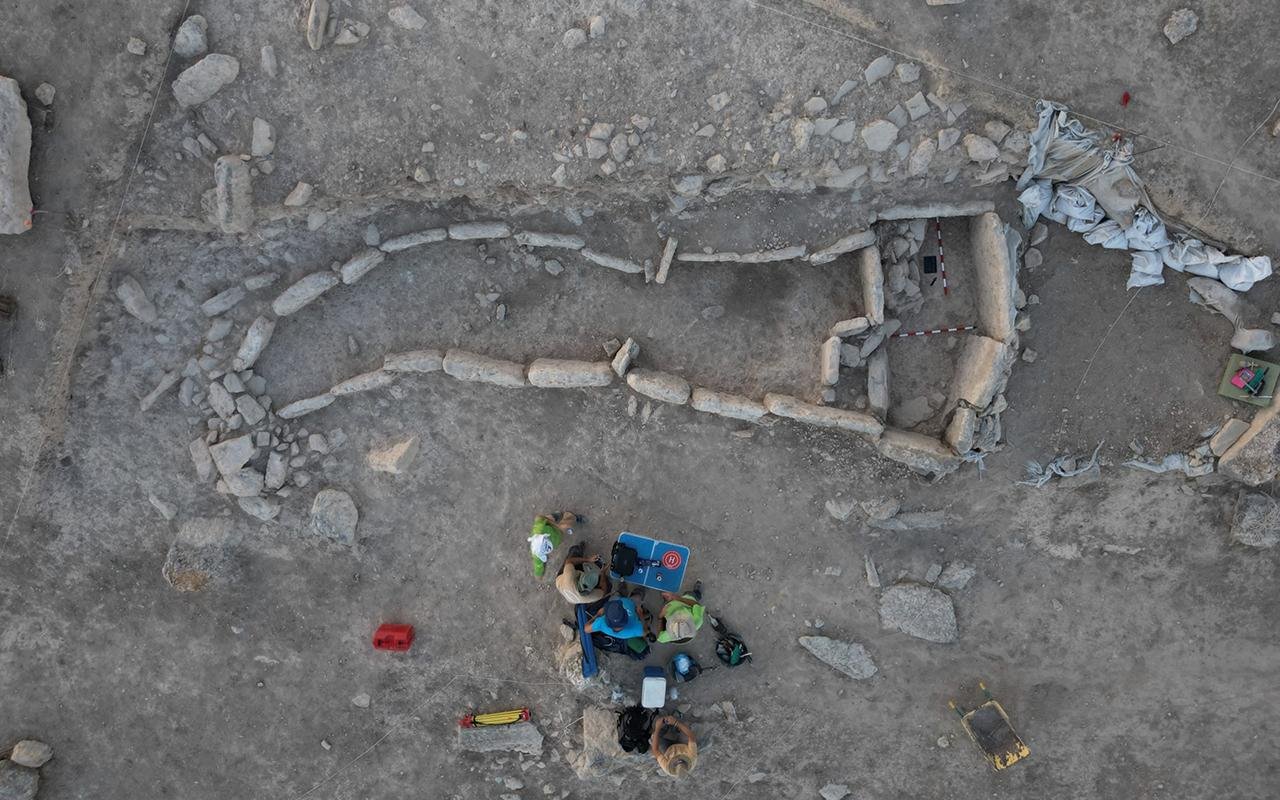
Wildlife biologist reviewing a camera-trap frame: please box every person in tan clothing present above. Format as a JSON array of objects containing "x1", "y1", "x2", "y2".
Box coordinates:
[
  {"x1": 650, "y1": 715, "x2": 698, "y2": 778},
  {"x1": 555, "y1": 552, "x2": 609, "y2": 604}
]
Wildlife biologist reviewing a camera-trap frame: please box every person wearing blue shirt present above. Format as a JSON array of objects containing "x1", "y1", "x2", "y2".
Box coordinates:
[{"x1": 586, "y1": 597, "x2": 645, "y2": 640}]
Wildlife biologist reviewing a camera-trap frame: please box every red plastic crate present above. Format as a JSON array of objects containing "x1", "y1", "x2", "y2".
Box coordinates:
[{"x1": 372, "y1": 623, "x2": 414, "y2": 652}]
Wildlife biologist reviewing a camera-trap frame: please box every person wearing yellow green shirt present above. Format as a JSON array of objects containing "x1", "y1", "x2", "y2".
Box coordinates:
[
  {"x1": 654, "y1": 581, "x2": 705, "y2": 644},
  {"x1": 527, "y1": 511, "x2": 579, "y2": 577}
]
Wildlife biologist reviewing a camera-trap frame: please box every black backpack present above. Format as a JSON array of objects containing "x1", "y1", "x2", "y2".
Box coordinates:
[
  {"x1": 616, "y1": 706, "x2": 654, "y2": 753},
  {"x1": 610, "y1": 541, "x2": 638, "y2": 577},
  {"x1": 591, "y1": 631, "x2": 649, "y2": 660}
]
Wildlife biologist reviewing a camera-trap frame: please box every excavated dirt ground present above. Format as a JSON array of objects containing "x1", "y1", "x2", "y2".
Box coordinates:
[{"x1": 3, "y1": 2, "x2": 1280, "y2": 799}]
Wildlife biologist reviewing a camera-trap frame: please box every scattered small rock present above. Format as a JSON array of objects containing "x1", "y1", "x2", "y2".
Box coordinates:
[
  {"x1": 562, "y1": 27, "x2": 587, "y2": 49},
  {"x1": 127, "y1": 37, "x2": 148, "y2": 56},
  {"x1": 9, "y1": 740, "x2": 53, "y2": 768},
  {"x1": 148, "y1": 493, "x2": 178, "y2": 521},
  {"x1": 173, "y1": 15, "x2": 208, "y2": 59},
  {"x1": 937, "y1": 562, "x2": 976, "y2": 590},
  {"x1": 115, "y1": 275, "x2": 158, "y2": 324},
  {"x1": 351, "y1": 692, "x2": 372, "y2": 708},
  {"x1": 860, "y1": 119, "x2": 899, "y2": 152},
  {"x1": 260, "y1": 45, "x2": 278, "y2": 78},
  {"x1": 963, "y1": 133, "x2": 1000, "y2": 162},
  {"x1": 367, "y1": 436, "x2": 420, "y2": 474},
  {"x1": 861, "y1": 500, "x2": 898, "y2": 524},
  {"x1": 864, "y1": 54, "x2": 895, "y2": 84},
  {"x1": 34, "y1": 82, "x2": 56, "y2": 107},
  {"x1": 284, "y1": 181, "x2": 313, "y2": 207},
  {"x1": 820, "y1": 784, "x2": 851, "y2": 800},
  {"x1": 388, "y1": 4, "x2": 428, "y2": 30},
  {"x1": 825, "y1": 498, "x2": 858, "y2": 521},
  {"x1": 251, "y1": 118, "x2": 275, "y2": 158},
  {"x1": 1163, "y1": 8, "x2": 1199, "y2": 44}
]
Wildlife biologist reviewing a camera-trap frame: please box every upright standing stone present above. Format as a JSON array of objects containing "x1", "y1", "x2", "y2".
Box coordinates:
[
  {"x1": 213, "y1": 156, "x2": 253, "y2": 233},
  {"x1": 820, "y1": 337, "x2": 841, "y2": 386},
  {"x1": 610, "y1": 337, "x2": 639, "y2": 377},
  {"x1": 306, "y1": 0, "x2": 330, "y2": 50},
  {"x1": 970, "y1": 212, "x2": 1016, "y2": 343},
  {"x1": 656, "y1": 237, "x2": 678, "y2": 284},
  {"x1": 859, "y1": 246, "x2": 885, "y2": 325},
  {"x1": 0, "y1": 77, "x2": 33, "y2": 235}
]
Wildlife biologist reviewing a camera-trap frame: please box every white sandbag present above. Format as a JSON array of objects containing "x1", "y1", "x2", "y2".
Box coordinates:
[
  {"x1": 1053, "y1": 185, "x2": 1098, "y2": 222},
  {"x1": 1083, "y1": 220, "x2": 1127, "y2": 249},
  {"x1": 1219, "y1": 255, "x2": 1272, "y2": 292},
  {"x1": 1124, "y1": 208, "x2": 1171, "y2": 251},
  {"x1": 1018, "y1": 180, "x2": 1052, "y2": 228}
]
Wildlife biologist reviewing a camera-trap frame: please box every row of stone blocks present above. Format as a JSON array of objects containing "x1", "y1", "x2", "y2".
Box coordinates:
[{"x1": 273, "y1": 345, "x2": 969, "y2": 477}]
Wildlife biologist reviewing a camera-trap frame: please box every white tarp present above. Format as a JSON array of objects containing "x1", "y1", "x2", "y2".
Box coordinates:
[{"x1": 1017, "y1": 100, "x2": 1272, "y2": 293}]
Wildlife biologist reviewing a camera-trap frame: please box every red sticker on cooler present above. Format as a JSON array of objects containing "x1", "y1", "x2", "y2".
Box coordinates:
[{"x1": 661, "y1": 550, "x2": 682, "y2": 569}]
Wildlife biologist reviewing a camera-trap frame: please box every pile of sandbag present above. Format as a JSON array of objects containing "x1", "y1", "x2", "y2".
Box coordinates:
[{"x1": 1015, "y1": 100, "x2": 1271, "y2": 292}]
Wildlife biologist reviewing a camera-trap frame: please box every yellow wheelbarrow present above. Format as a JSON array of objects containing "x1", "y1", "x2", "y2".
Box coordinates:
[{"x1": 948, "y1": 681, "x2": 1030, "y2": 770}]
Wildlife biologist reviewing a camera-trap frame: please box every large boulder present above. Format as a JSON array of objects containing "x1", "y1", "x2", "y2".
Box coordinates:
[
  {"x1": 878, "y1": 583, "x2": 958, "y2": 643},
  {"x1": 161, "y1": 518, "x2": 241, "y2": 592},
  {"x1": 0, "y1": 77, "x2": 33, "y2": 235},
  {"x1": 1230, "y1": 492, "x2": 1280, "y2": 548},
  {"x1": 1218, "y1": 396, "x2": 1280, "y2": 486},
  {"x1": 0, "y1": 760, "x2": 38, "y2": 800},
  {"x1": 310, "y1": 489, "x2": 358, "y2": 544},
  {"x1": 172, "y1": 54, "x2": 240, "y2": 107}
]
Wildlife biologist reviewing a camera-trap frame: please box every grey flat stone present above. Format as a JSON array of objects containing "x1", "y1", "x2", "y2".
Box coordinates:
[
  {"x1": 310, "y1": 489, "x2": 358, "y2": 544},
  {"x1": 0, "y1": 77, "x2": 34, "y2": 234},
  {"x1": 272, "y1": 272, "x2": 339, "y2": 316},
  {"x1": 380, "y1": 228, "x2": 446, "y2": 252},
  {"x1": 115, "y1": 275, "x2": 157, "y2": 324},
  {"x1": 0, "y1": 758, "x2": 38, "y2": 799},
  {"x1": 172, "y1": 54, "x2": 240, "y2": 107},
  {"x1": 457, "y1": 721, "x2": 543, "y2": 755},
  {"x1": 799, "y1": 636, "x2": 878, "y2": 679},
  {"x1": 878, "y1": 583, "x2": 958, "y2": 643},
  {"x1": 201, "y1": 286, "x2": 246, "y2": 316},
  {"x1": 277, "y1": 393, "x2": 337, "y2": 419}
]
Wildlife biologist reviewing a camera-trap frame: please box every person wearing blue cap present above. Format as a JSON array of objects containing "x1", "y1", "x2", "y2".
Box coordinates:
[{"x1": 586, "y1": 596, "x2": 646, "y2": 639}]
